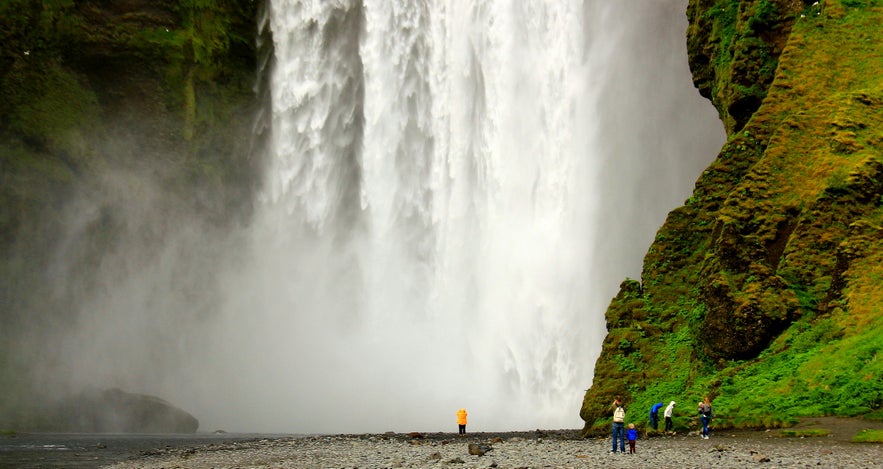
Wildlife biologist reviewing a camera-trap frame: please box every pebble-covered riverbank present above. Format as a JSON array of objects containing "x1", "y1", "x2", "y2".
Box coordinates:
[{"x1": 103, "y1": 430, "x2": 883, "y2": 469}]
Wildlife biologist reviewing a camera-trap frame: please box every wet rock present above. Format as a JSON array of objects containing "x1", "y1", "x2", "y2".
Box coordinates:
[{"x1": 468, "y1": 443, "x2": 493, "y2": 456}]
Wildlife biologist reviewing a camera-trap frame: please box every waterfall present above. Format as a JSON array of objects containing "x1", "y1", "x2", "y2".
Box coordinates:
[
  {"x1": 220, "y1": 0, "x2": 597, "y2": 432},
  {"x1": 41, "y1": 0, "x2": 722, "y2": 435},
  {"x1": 180, "y1": 0, "x2": 722, "y2": 433}
]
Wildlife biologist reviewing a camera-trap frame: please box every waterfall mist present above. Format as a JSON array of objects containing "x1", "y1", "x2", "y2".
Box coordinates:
[{"x1": 23, "y1": 0, "x2": 724, "y2": 434}]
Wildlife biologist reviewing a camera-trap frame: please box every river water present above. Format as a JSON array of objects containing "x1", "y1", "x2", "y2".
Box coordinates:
[{"x1": 0, "y1": 433, "x2": 292, "y2": 469}]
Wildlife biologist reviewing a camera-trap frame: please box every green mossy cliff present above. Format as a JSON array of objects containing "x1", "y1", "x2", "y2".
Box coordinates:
[
  {"x1": 581, "y1": 0, "x2": 883, "y2": 434},
  {"x1": 0, "y1": 0, "x2": 262, "y2": 431}
]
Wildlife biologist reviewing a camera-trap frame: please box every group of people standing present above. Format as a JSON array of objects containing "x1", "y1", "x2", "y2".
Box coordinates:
[
  {"x1": 456, "y1": 396, "x2": 714, "y2": 452},
  {"x1": 609, "y1": 395, "x2": 714, "y2": 453}
]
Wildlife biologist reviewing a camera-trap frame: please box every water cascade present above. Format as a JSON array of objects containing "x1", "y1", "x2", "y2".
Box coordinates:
[
  {"x1": 185, "y1": 0, "x2": 722, "y2": 433},
  {"x1": 41, "y1": 0, "x2": 724, "y2": 434}
]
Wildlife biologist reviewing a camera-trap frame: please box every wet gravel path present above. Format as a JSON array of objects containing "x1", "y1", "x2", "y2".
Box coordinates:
[{"x1": 101, "y1": 429, "x2": 883, "y2": 469}]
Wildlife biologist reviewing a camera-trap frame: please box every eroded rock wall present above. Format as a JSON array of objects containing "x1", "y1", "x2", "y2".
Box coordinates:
[{"x1": 582, "y1": 0, "x2": 883, "y2": 433}]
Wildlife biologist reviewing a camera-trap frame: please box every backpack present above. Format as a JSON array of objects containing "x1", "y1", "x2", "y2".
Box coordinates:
[
  {"x1": 613, "y1": 406, "x2": 625, "y2": 423},
  {"x1": 698, "y1": 403, "x2": 712, "y2": 417}
]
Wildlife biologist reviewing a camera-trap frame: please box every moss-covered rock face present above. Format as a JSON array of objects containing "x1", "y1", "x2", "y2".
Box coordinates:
[
  {"x1": 0, "y1": 0, "x2": 260, "y2": 211},
  {"x1": 582, "y1": 0, "x2": 883, "y2": 435},
  {"x1": 687, "y1": 0, "x2": 809, "y2": 134},
  {"x1": 0, "y1": 1, "x2": 262, "y2": 429}
]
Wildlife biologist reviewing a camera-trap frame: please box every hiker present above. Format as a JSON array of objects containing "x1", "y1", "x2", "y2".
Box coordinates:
[
  {"x1": 664, "y1": 401, "x2": 676, "y2": 432},
  {"x1": 649, "y1": 402, "x2": 663, "y2": 430},
  {"x1": 697, "y1": 397, "x2": 714, "y2": 439},
  {"x1": 610, "y1": 396, "x2": 626, "y2": 453},
  {"x1": 627, "y1": 423, "x2": 638, "y2": 453},
  {"x1": 456, "y1": 408, "x2": 468, "y2": 435}
]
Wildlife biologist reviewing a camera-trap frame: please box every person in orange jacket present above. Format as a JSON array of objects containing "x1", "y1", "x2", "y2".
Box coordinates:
[{"x1": 456, "y1": 408, "x2": 468, "y2": 435}]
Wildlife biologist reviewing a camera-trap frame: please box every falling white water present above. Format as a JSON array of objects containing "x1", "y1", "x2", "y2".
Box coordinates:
[
  {"x1": 177, "y1": 0, "x2": 721, "y2": 434},
  {"x1": 215, "y1": 0, "x2": 602, "y2": 433},
  {"x1": 38, "y1": 0, "x2": 723, "y2": 435}
]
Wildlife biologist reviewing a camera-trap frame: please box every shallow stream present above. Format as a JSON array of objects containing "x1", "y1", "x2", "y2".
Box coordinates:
[{"x1": 0, "y1": 432, "x2": 293, "y2": 468}]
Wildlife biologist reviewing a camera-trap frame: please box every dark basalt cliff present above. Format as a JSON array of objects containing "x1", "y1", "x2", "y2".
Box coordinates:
[{"x1": 581, "y1": 0, "x2": 883, "y2": 433}]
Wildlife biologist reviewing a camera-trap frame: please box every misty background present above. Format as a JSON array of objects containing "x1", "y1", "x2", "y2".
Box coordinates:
[{"x1": 3, "y1": 0, "x2": 724, "y2": 434}]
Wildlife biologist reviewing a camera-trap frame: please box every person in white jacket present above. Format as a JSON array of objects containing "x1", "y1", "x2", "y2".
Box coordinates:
[{"x1": 663, "y1": 401, "x2": 676, "y2": 432}]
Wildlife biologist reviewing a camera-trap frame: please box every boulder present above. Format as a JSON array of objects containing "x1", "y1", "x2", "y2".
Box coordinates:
[
  {"x1": 51, "y1": 388, "x2": 199, "y2": 433},
  {"x1": 468, "y1": 443, "x2": 493, "y2": 456}
]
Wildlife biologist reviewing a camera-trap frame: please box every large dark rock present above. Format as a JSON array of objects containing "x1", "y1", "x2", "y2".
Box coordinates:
[{"x1": 50, "y1": 388, "x2": 199, "y2": 433}]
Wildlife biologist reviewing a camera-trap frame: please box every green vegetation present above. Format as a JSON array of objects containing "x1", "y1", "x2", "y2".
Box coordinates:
[
  {"x1": 778, "y1": 428, "x2": 830, "y2": 438},
  {"x1": 853, "y1": 429, "x2": 883, "y2": 443},
  {"x1": 582, "y1": 0, "x2": 883, "y2": 435}
]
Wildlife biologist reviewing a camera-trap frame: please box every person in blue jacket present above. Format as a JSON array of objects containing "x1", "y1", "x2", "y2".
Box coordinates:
[
  {"x1": 627, "y1": 423, "x2": 638, "y2": 453},
  {"x1": 649, "y1": 402, "x2": 663, "y2": 431}
]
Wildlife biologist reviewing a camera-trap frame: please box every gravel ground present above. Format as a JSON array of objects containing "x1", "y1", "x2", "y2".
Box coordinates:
[{"x1": 102, "y1": 426, "x2": 883, "y2": 469}]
